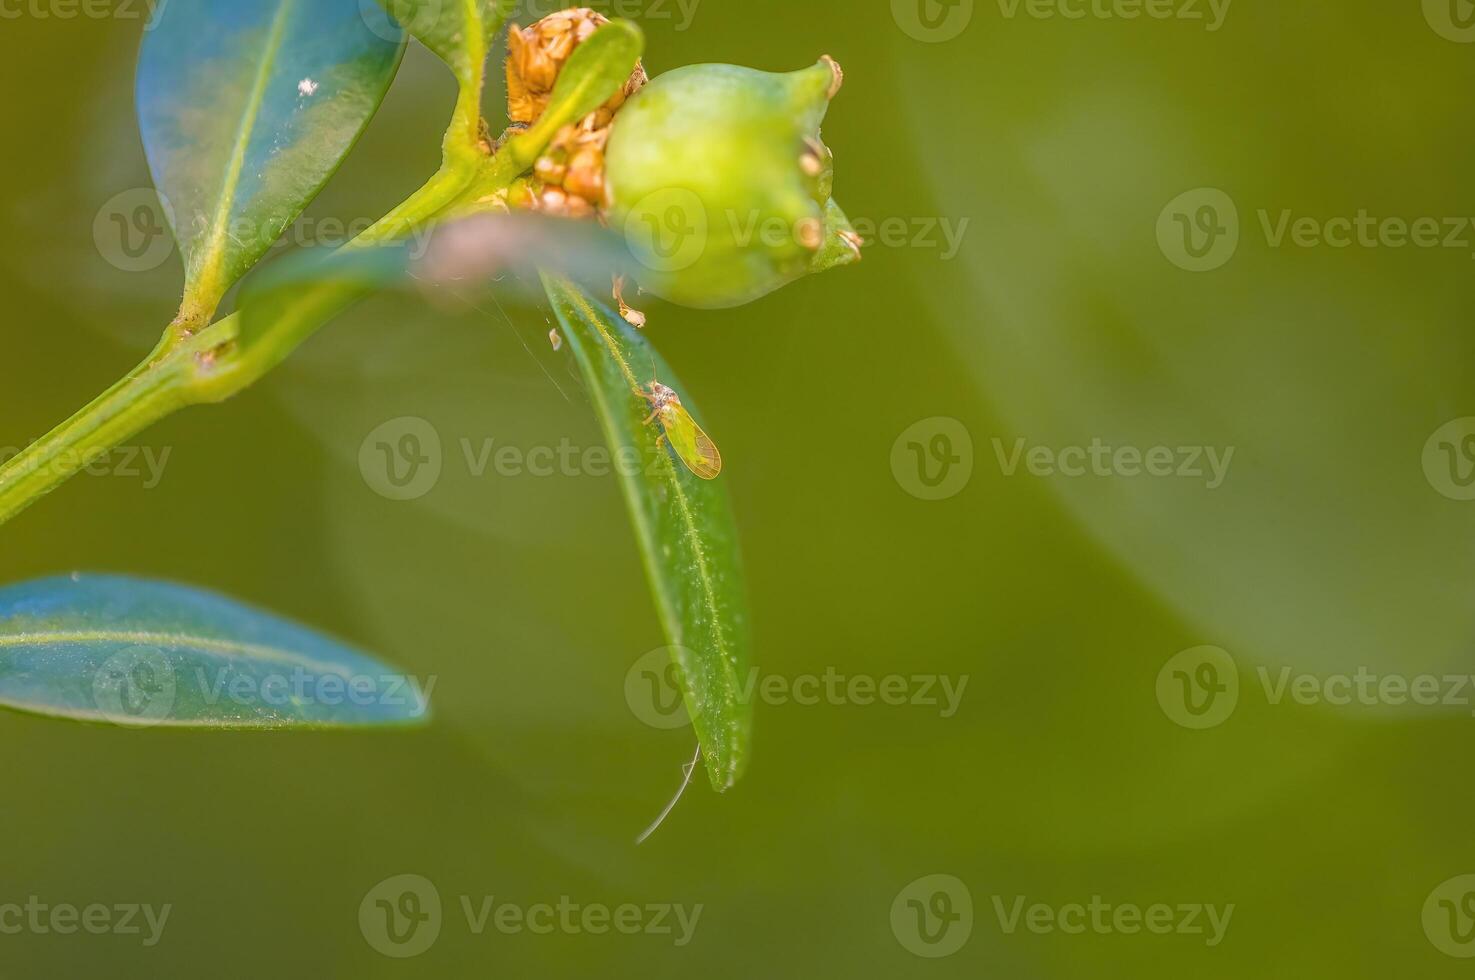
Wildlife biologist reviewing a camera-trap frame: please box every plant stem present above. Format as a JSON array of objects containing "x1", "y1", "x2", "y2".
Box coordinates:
[
  {"x1": 0, "y1": 20, "x2": 539, "y2": 530},
  {"x1": 0, "y1": 158, "x2": 504, "y2": 530},
  {"x1": 0, "y1": 340, "x2": 194, "y2": 527},
  {"x1": 356, "y1": 52, "x2": 490, "y2": 246}
]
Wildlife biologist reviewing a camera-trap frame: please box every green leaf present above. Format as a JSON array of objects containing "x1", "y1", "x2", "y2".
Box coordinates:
[
  {"x1": 137, "y1": 0, "x2": 407, "y2": 327},
  {"x1": 542, "y1": 275, "x2": 752, "y2": 791},
  {"x1": 0, "y1": 574, "x2": 430, "y2": 729},
  {"x1": 498, "y1": 20, "x2": 644, "y2": 175},
  {"x1": 376, "y1": 0, "x2": 510, "y2": 84}
]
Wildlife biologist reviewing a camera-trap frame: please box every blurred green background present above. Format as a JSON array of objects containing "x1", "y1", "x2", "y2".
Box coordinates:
[{"x1": 3, "y1": 0, "x2": 1475, "y2": 976}]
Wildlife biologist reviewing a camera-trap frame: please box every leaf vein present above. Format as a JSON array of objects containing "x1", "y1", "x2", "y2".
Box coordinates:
[
  {"x1": 197, "y1": 0, "x2": 298, "y2": 303},
  {"x1": 0, "y1": 629, "x2": 344, "y2": 673}
]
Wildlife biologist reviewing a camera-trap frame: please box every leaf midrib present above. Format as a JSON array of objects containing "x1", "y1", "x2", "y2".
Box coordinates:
[
  {"x1": 558, "y1": 281, "x2": 740, "y2": 785},
  {"x1": 0, "y1": 629, "x2": 344, "y2": 674},
  {"x1": 194, "y1": 0, "x2": 297, "y2": 306}
]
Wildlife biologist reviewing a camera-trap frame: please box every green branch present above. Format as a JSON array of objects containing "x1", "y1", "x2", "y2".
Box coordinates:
[
  {"x1": 0, "y1": 123, "x2": 495, "y2": 529},
  {"x1": 0, "y1": 14, "x2": 644, "y2": 529}
]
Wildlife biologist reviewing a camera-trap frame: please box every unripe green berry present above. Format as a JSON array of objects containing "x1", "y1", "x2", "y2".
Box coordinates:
[{"x1": 604, "y1": 58, "x2": 861, "y2": 310}]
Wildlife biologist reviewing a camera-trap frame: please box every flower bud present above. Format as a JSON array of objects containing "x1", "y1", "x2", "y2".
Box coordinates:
[{"x1": 604, "y1": 58, "x2": 861, "y2": 310}]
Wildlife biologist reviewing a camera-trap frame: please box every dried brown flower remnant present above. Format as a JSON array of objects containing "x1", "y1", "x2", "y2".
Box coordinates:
[
  {"x1": 506, "y1": 7, "x2": 648, "y2": 124},
  {"x1": 505, "y1": 8, "x2": 648, "y2": 215},
  {"x1": 508, "y1": 8, "x2": 601, "y2": 123},
  {"x1": 534, "y1": 121, "x2": 610, "y2": 205},
  {"x1": 819, "y1": 54, "x2": 844, "y2": 99}
]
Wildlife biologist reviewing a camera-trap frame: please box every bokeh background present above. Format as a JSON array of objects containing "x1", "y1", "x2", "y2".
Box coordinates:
[{"x1": 3, "y1": 0, "x2": 1475, "y2": 976}]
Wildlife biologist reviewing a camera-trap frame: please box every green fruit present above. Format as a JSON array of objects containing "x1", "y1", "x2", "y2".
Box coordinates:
[{"x1": 604, "y1": 59, "x2": 860, "y2": 310}]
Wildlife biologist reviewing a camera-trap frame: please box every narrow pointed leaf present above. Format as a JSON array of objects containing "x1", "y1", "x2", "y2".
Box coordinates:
[
  {"x1": 542, "y1": 275, "x2": 752, "y2": 791},
  {"x1": 0, "y1": 575, "x2": 430, "y2": 729},
  {"x1": 137, "y1": 0, "x2": 406, "y2": 322},
  {"x1": 377, "y1": 0, "x2": 510, "y2": 83}
]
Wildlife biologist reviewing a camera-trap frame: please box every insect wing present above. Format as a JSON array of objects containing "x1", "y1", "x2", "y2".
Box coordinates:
[{"x1": 658, "y1": 404, "x2": 723, "y2": 480}]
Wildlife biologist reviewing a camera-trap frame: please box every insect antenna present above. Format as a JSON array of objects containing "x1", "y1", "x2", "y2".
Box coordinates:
[
  {"x1": 635, "y1": 742, "x2": 702, "y2": 845},
  {"x1": 634, "y1": 350, "x2": 659, "y2": 402}
]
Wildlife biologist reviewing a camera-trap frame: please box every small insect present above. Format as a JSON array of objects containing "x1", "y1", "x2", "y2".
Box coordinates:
[{"x1": 641, "y1": 381, "x2": 722, "y2": 480}]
